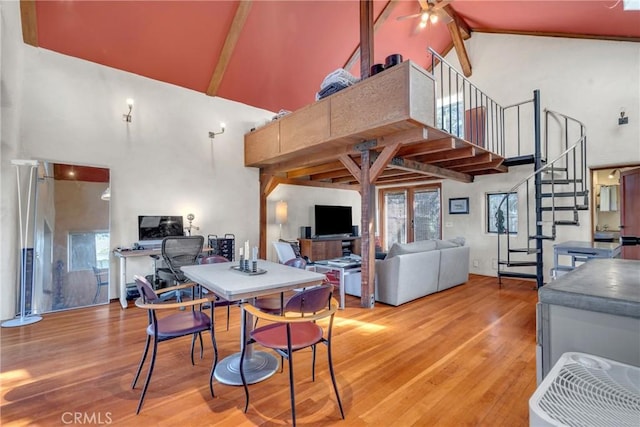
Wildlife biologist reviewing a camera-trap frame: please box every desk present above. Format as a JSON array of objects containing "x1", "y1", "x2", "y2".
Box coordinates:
[
  {"x1": 113, "y1": 248, "x2": 161, "y2": 309},
  {"x1": 181, "y1": 260, "x2": 326, "y2": 385},
  {"x1": 552, "y1": 240, "x2": 621, "y2": 279},
  {"x1": 312, "y1": 260, "x2": 361, "y2": 309}
]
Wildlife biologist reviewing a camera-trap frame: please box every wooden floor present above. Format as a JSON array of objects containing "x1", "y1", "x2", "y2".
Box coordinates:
[{"x1": 1, "y1": 275, "x2": 538, "y2": 426}]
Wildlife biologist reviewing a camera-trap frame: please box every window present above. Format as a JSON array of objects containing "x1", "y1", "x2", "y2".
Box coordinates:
[
  {"x1": 379, "y1": 185, "x2": 441, "y2": 250},
  {"x1": 436, "y1": 96, "x2": 464, "y2": 138},
  {"x1": 487, "y1": 193, "x2": 518, "y2": 234},
  {"x1": 69, "y1": 231, "x2": 110, "y2": 271}
]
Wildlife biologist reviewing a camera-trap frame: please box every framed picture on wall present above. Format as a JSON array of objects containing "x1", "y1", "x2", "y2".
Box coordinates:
[{"x1": 449, "y1": 197, "x2": 469, "y2": 214}]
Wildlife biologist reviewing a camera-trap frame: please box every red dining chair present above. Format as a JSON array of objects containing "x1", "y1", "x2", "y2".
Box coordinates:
[
  {"x1": 131, "y1": 275, "x2": 218, "y2": 414},
  {"x1": 239, "y1": 283, "x2": 344, "y2": 426},
  {"x1": 199, "y1": 254, "x2": 236, "y2": 330}
]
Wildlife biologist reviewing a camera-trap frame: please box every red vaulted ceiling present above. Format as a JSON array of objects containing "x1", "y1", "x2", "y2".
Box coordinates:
[{"x1": 27, "y1": 0, "x2": 640, "y2": 113}]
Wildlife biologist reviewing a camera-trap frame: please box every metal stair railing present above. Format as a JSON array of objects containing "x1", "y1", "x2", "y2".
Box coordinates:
[{"x1": 496, "y1": 110, "x2": 587, "y2": 288}]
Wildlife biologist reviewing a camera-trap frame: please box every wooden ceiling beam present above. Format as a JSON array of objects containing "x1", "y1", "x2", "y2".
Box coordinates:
[
  {"x1": 436, "y1": 152, "x2": 493, "y2": 168},
  {"x1": 344, "y1": 0, "x2": 399, "y2": 72},
  {"x1": 338, "y1": 154, "x2": 363, "y2": 184},
  {"x1": 447, "y1": 17, "x2": 472, "y2": 77},
  {"x1": 414, "y1": 146, "x2": 475, "y2": 163},
  {"x1": 287, "y1": 161, "x2": 345, "y2": 178},
  {"x1": 206, "y1": 1, "x2": 252, "y2": 96},
  {"x1": 455, "y1": 158, "x2": 504, "y2": 173},
  {"x1": 20, "y1": 0, "x2": 38, "y2": 46},
  {"x1": 263, "y1": 127, "x2": 428, "y2": 176},
  {"x1": 396, "y1": 137, "x2": 456, "y2": 157},
  {"x1": 370, "y1": 142, "x2": 401, "y2": 183},
  {"x1": 389, "y1": 157, "x2": 473, "y2": 183},
  {"x1": 442, "y1": 5, "x2": 470, "y2": 39}
]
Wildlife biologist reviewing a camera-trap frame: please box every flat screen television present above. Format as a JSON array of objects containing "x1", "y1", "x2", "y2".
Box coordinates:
[
  {"x1": 314, "y1": 205, "x2": 353, "y2": 237},
  {"x1": 138, "y1": 216, "x2": 184, "y2": 245}
]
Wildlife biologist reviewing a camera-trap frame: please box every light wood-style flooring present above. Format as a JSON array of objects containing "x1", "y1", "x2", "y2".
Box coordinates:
[{"x1": 1, "y1": 275, "x2": 538, "y2": 426}]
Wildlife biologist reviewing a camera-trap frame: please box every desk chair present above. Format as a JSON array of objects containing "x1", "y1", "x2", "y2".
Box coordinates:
[
  {"x1": 240, "y1": 284, "x2": 344, "y2": 426},
  {"x1": 156, "y1": 235, "x2": 204, "y2": 302},
  {"x1": 91, "y1": 266, "x2": 109, "y2": 304}
]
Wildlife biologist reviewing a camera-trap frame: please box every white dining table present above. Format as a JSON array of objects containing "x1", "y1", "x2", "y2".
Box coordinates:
[{"x1": 181, "y1": 259, "x2": 326, "y2": 386}]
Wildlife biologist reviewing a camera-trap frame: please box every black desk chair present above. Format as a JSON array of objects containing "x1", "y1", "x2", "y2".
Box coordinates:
[{"x1": 156, "y1": 235, "x2": 204, "y2": 302}]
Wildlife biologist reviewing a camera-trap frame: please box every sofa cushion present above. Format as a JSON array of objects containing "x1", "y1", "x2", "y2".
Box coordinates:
[{"x1": 386, "y1": 240, "x2": 437, "y2": 259}]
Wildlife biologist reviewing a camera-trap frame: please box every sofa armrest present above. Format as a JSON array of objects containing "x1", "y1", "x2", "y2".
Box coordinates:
[{"x1": 437, "y1": 246, "x2": 470, "y2": 291}]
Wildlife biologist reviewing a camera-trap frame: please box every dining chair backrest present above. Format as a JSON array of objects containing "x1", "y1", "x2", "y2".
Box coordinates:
[
  {"x1": 199, "y1": 254, "x2": 230, "y2": 264},
  {"x1": 134, "y1": 275, "x2": 161, "y2": 304},
  {"x1": 283, "y1": 257, "x2": 307, "y2": 269},
  {"x1": 285, "y1": 283, "x2": 333, "y2": 315}
]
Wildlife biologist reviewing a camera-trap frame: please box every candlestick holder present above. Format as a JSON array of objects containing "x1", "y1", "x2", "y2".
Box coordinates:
[
  {"x1": 239, "y1": 255, "x2": 245, "y2": 271},
  {"x1": 252, "y1": 260, "x2": 257, "y2": 273},
  {"x1": 244, "y1": 259, "x2": 250, "y2": 272}
]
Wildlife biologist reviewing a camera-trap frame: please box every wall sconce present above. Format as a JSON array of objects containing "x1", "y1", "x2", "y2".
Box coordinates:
[
  {"x1": 123, "y1": 98, "x2": 134, "y2": 122},
  {"x1": 100, "y1": 186, "x2": 110, "y2": 201},
  {"x1": 619, "y1": 109, "x2": 628, "y2": 125},
  {"x1": 275, "y1": 200, "x2": 288, "y2": 239},
  {"x1": 608, "y1": 169, "x2": 620, "y2": 179},
  {"x1": 185, "y1": 213, "x2": 199, "y2": 236},
  {"x1": 208, "y1": 122, "x2": 226, "y2": 139}
]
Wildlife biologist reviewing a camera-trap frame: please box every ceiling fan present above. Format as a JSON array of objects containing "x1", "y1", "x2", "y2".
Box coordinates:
[{"x1": 397, "y1": 0, "x2": 453, "y2": 28}]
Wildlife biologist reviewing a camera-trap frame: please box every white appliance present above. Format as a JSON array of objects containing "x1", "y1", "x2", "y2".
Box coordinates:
[{"x1": 530, "y1": 352, "x2": 640, "y2": 426}]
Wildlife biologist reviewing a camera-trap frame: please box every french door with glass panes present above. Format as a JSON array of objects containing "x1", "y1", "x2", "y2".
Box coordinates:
[{"x1": 379, "y1": 185, "x2": 441, "y2": 250}]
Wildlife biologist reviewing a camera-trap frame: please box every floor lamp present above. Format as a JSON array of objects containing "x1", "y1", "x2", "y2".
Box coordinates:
[
  {"x1": 275, "y1": 201, "x2": 287, "y2": 240},
  {"x1": 2, "y1": 159, "x2": 43, "y2": 327}
]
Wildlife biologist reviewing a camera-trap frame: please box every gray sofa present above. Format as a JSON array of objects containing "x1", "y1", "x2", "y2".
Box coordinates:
[{"x1": 375, "y1": 238, "x2": 470, "y2": 306}]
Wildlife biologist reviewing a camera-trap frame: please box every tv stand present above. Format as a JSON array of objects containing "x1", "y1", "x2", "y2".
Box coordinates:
[{"x1": 299, "y1": 237, "x2": 361, "y2": 261}]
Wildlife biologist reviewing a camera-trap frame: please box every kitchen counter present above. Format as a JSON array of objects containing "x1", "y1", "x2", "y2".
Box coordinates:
[
  {"x1": 537, "y1": 258, "x2": 640, "y2": 380},
  {"x1": 540, "y1": 258, "x2": 640, "y2": 318}
]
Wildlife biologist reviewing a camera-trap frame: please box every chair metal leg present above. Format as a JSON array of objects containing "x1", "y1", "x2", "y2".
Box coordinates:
[
  {"x1": 132, "y1": 335, "x2": 151, "y2": 389},
  {"x1": 226, "y1": 305, "x2": 230, "y2": 331},
  {"x1": 136, "y1": 337, "x2": 159, "y2": 414},
  {"x1": 287, "y1": 344, "x2": 297, "y2": 427},
  {"x1": 311, "y1": 344, "x2": 317, "y2": 381},
  {"x1": 327, "y1": 340, "x2": 345, "y2": 419}
]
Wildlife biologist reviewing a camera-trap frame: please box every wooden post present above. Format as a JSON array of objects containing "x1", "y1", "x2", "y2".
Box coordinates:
[
  {"x1": 360, "y1": 0, "x2": 374, "y2": 79},
  {"x1": 360, "y1": 149, "x2": 375, "y2": 308}
]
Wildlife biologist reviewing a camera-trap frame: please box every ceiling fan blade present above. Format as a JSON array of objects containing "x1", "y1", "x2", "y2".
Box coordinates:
[
  {"x1": 397, "y1": 11, "x2": 424, "y2": 21},
  {"x1": 434, "y1": 8, "x2": 453, "y2": 24},
  {"x1": 432, "y1": 0, "x2": 452, "y2": 11}
]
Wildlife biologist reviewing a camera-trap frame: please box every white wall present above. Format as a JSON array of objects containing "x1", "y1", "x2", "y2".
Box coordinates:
[
  {"x1": 0, "y1": 1, "x2": 273, "y2": 320},
  {"x1": 266, "y1": 185, "x2": 361, "y2": 261}
]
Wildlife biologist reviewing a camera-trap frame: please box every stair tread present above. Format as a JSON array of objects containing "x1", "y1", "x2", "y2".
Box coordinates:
[
  {"x1": 554, "y1": 220, "x2": 580, "y2": 225},
  {"x1": 503, "y1": 155, "x2": 536, "y2": 167},
  {"x1": 541, "y1": 191, "x2": 589, "y2": 198},
  {"x1": 541, "y1": 205, "x2": 588, "y2": 211},
  {"x1": 498, "y1": 271, "x2": 538, "y2": 279},
  {"x1": 498, "y1": 261, "x2": 538, "y2": 267},
  {"x1": 508, "y1": 248, "x2": 540, "y2": 254},
  {"x1": 541, "y1": 179, "x2": 583, "y2": 184},
  {"x1": 530, "y1": 235, "x2": 555, "y2": 240}
]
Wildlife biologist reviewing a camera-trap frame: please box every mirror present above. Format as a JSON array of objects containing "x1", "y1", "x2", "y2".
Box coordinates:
[{"x1": 32, "y1": 162, "x2": 110, "y2": 313}]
